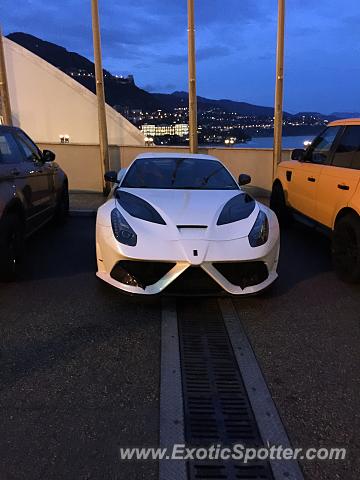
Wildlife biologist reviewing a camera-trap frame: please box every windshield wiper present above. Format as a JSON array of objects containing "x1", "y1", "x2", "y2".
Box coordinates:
[
  {"x1": 171, "y1": 159, "x2": 185, "y2": 185},
  {"x1": 200, "y1": 166, "x2": 224, "y2": 186}
]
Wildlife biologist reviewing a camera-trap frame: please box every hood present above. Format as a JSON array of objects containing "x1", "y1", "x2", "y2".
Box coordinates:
[
  {"x1": 115, "y1": 188, "x2": 260, "y2": 242},
  {"x1": 120, "y1": 188, "x2": 240, "y2": 226}
]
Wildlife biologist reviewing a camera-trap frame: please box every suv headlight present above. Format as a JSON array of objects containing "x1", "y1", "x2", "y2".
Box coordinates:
[
  {"x1": 111, "y1": 208, "x2": 137, "y2": 246},
  {"x1": 248, "y1": 211, "x2": 269, "y2": 247}
]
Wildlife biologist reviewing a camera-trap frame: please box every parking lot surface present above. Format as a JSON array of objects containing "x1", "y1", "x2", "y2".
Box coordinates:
[{"x1": 0, "y1": 217, "x2": 359, "y2": 480}]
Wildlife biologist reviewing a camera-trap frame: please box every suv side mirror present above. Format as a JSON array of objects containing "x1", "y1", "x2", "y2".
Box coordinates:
[
  {"x1": 42, "y1": 149, "x2": 56, "y2": 162},
  {"x1": 238, "y1": 173, "x2": 251, "y2": 186},
  {"x1": 291, "y1": 148, "x2": 306, "y2": 161},
  {"x1": 104, "y1": 171, "x2": 118, "y2": 183}
]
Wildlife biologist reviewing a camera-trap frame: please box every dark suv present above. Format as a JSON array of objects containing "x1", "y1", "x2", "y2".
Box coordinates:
[{"x1": 0, "y1": 125, "x2": 69, "y2": 280}]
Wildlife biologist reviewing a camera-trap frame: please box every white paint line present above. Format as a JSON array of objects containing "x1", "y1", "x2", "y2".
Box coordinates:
[
  {"x1": 159, "y1": 298, "x2": 187, "y2": 480},
  {"x1": 219, "y1": 298, "x2": 304, "y2": 480}
]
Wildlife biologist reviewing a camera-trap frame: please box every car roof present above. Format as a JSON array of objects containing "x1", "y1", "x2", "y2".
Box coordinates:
[
  {"x1": 328, "y1": 118, "x2": 360, "y2": 127},
  {"x1": 134, "y1": 152, "x2": 221, "y2": 161}
]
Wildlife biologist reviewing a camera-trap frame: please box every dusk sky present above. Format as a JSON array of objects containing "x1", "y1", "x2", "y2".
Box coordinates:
[{"x1": 2, "y1": 0, "x2": 360, "y2": 114}]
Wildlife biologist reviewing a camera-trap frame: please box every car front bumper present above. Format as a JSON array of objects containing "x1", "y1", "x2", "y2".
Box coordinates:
[{"x1": 96, "y1": 224, "x2": 280, "y2": 295}]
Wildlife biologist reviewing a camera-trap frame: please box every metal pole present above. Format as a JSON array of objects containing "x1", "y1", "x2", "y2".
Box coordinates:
[
  {"x1": 91, "y1": 0, "x2": 109, "y2": 193},
  {"x1": 273, "y1": 0, "x2": 285, "y2": 180},
  {"x1": 188, "y1": 0, "x2": 198, "y2": 154},
  {"x1": 0, "y1": 28, "x2": 12, "y2": 126}
]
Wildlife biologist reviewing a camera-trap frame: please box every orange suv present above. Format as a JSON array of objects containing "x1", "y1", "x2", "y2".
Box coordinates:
[{"x1": 271, "y1": 118, "x2": 360, "y2": 283}]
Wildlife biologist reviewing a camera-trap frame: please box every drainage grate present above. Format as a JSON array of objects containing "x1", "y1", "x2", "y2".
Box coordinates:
[{"x1": 178, "y1": 299, "x2": 274, "y2": 480}]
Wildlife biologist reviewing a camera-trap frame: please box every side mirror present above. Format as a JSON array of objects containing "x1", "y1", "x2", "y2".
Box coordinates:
[
  {"x1": 104, "y1": 170, "x2": 118, "y2": 183},
  {"x1": 42, "y1": 149, "x2": 56, "y2": 162},
  {"x1": 291, "y1": 148, "x2": 306, "y2": 161},
  {"x1": 238, "y1": 173, "x2": 251, "y2": 186}
]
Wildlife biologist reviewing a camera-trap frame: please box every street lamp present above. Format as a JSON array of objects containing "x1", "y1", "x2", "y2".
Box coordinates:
[{"x1": 144, "y1": 136, "x2": 154, "y2": 146}]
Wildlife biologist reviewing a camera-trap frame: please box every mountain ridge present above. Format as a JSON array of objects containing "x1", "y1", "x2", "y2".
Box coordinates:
[{"x1": 6, "y1": 32, "x2": 350, "y2": 120}]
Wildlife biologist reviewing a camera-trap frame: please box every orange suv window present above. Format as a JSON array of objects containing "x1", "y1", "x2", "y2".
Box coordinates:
[
  {"x1": 332, "y1": 126, "x2": 360, "y2": 170},
  {"x1": 307, "y1": 126, "x2": 341, "y2": 165}
]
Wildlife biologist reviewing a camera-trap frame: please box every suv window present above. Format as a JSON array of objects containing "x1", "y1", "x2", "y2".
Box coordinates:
[
  {"x1": 0, "y1": 133, "x2": 24, "y2": 164},
  {"x1": 307, "y1": 126, "x2": 341, "y2": 165},
  {"x1": 15, "y1": 131, "x2": 41, "y2": 162},
  {"x1": 332, "y1": 126, "x2": 360, "y2": 170}
]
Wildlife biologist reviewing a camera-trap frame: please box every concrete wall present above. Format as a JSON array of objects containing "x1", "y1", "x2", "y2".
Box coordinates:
[
  {"x1": 208, "y1": 147, "x2": 292, "y2": 192},
  {"x1": 38, "y1": 143, "x2": 126, "y2": 192},
  {"x1": 4, "y1": 38, "x2": 144, "y2": 146},
  {"x1": 119, "y1": 145, "x2": 292, "y2": 192},
  {"x1": 37, "y1": 143, "x2": 292, "y2": 193}
]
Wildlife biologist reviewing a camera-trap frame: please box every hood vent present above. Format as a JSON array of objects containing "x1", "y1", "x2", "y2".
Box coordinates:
[{"x1": 177, "y1": 225, "x2": 208, "y2": 229}]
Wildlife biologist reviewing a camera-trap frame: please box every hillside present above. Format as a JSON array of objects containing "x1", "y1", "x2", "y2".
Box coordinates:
[
  {"x1": 7, "y1": 32, "x2": 350, "y2": 120},
  {"x1": 7, "y1": 32, "x2": 161, "y2": 111},
  {"x1": 6, "y1": 32, "x2": 287, "y2": 115},
  {"x1": 153, "y1": 91, "x2": 279, "y2": 116}
]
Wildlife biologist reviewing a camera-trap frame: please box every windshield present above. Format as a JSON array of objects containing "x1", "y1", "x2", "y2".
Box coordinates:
[{"x1": 122, "y1": 157, "x2": 238, "y2": 190}]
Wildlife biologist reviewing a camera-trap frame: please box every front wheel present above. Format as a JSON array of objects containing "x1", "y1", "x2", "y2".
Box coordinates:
[
  {"x1": 332, "y1": 214, "x2": 360, "y2": 283},
  {"x1": 270, "y1": 182, "x2": 292, "y2": 227},
  {"x1": 0, "y1": 214, "x2": 25, "y2": 281}
]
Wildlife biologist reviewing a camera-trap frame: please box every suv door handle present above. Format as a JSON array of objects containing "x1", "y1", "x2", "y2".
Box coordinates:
[
  {"x1": 338, "y1": 184, "x2": 350, "y2": 191},
  {"x1": 307, "y1": 177, "x2": 316, "y2": 182},
  {"x1": 10, "y1": 168, "x2": 20, "y2": 176}
]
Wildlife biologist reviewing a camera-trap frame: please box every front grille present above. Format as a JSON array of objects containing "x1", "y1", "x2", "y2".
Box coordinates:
[
  {"x1": 110, "y1": 261, "x2": 175, "y2": 289},
  {"x1": 166, "y1": 266, "x2": 224, "y2": 295},
  {"x1": 213, "y1": 261, "x2": 268, "y2": 289}
]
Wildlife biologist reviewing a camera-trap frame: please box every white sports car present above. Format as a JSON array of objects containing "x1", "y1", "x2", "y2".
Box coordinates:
[{"x1": 96, "y1": 153, "x2": 280, "y2": 295}]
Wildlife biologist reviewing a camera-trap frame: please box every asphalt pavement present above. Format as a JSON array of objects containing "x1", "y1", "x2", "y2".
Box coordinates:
[
  {"x1": 0, "y1": 217, "x2": 359, "y2": 480},
  {"x1": 233, "y1": 222, "x2": 360, "y2": 480},
  {"x1": 0, "y1": 218, "x2": 160, "y2": 480}
]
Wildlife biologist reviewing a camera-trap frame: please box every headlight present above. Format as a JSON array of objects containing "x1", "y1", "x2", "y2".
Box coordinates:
[
  {"x1": 116, "y1": 190, "x2": 166, "y2": 225},
  {"x1": 248, "y1": 211, "x2": 269, "y2": 247},
  {"x1": 217, "y1": 194, "x2": 255, "y2": 225},
  {"x1": 111, "y1": 208, "x2": 137, "y2": 246}
]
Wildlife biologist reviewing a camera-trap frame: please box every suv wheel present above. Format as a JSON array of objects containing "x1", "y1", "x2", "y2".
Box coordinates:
[
  {"x1": 54, "y1": 183, "x2": 69, "y2": 224},
  {"x1": 0, "y1": 214, "x2": 24, "y2": 281},
  {"x1": 270, "y1": 182, "x2": 292, "y2": 226},
  {"x1": 332, "y1": 214, "x2": 360, "y2": 283}
]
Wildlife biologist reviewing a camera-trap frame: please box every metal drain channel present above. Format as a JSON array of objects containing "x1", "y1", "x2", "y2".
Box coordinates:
[{"x1": 177, "y1": 298, "x2": 274, "y2": 480}]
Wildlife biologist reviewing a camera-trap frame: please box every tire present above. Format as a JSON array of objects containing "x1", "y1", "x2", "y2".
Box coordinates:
[
  {"x1": 270, "y1": 182, "x2": 292, "y2": 227},
  {"x1": 54, "y1": 183, "x2": 69, "y2": 224},
  {"x1": 0, "y1": 214, "x2": 25, "y2": 281},
  {"x1": 332, "y1": 214, "x2": 360, "y2": 283}
]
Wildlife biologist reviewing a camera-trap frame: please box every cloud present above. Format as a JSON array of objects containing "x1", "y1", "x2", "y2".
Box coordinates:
[
  {"x1": 1, "y1": 0, "x2": 360, "y2": 111},
  {"x1": 160, "y1": 45, "x2": 233, "y2": 65},
  {"x1": 141, "y1": 82, "x2": 177, "y2": 93}
]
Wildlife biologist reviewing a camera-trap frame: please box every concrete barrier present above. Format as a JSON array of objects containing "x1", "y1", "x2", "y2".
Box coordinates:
[
  {"x1": 38, "y1": 143, "x2": 293, "y2": 194},
  {"x1": 119, "y1": 145, "x2": 292, "y2": 193}
]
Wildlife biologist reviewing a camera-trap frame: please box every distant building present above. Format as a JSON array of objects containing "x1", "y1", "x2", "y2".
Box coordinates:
[
  {"x1": 174, "y1": 124, "x2": 189, "y2": 137},
  {"x1": 141, "y1": 124, "x2": 156, "y2": 137},
  {"x1": 113, "y1": 74, "x2": 135, "y2": 85},
  {"x1": 141, "y1": 123, "x2": 189, "y2": 138}
]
